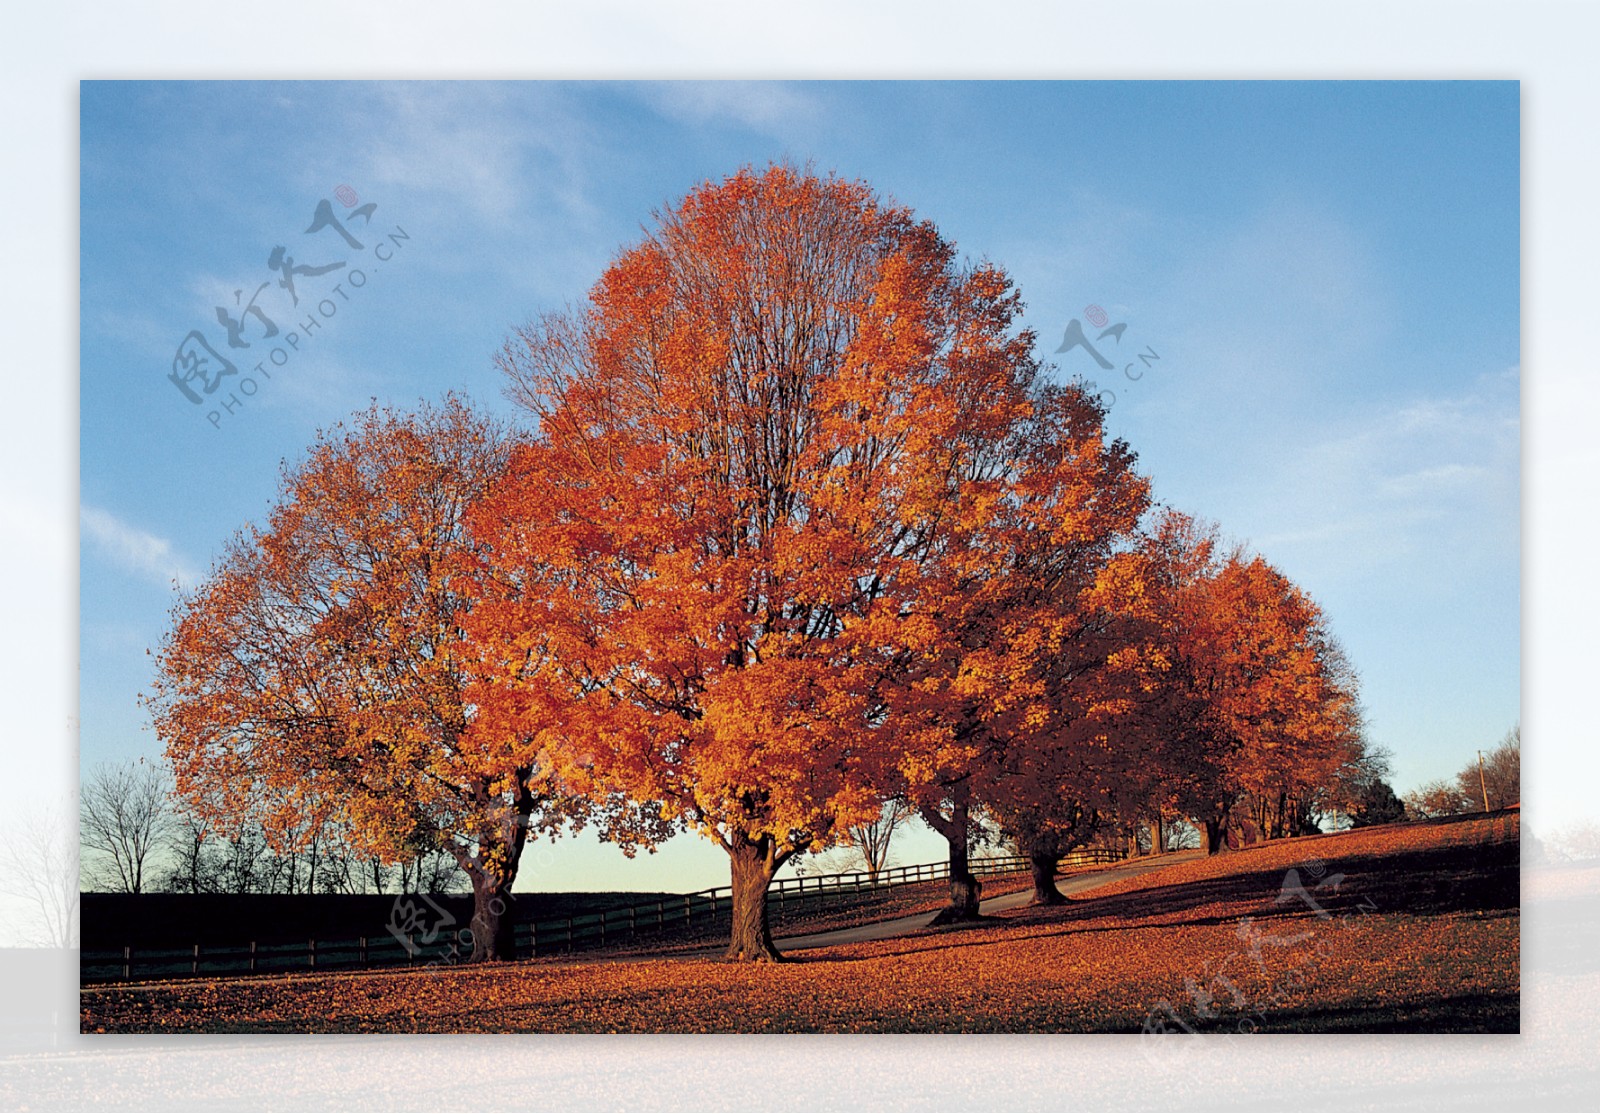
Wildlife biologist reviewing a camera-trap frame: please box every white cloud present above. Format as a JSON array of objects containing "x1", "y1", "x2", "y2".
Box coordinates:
[{"x1": 80, "y1": 505, "x2": 198, "y2": 592}]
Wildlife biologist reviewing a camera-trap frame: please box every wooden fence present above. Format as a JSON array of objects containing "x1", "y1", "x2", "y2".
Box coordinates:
[{"x1": 81, "y1": 847, "x2": 1124, "y2": 983}]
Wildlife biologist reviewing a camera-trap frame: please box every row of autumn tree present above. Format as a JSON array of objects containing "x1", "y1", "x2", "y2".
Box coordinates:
[{"x1": 147, "y1": 164, "x2": 1376, "y2": 963}]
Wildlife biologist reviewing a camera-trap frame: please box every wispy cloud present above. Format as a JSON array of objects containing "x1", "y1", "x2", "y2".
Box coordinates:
[
  {"x1": 80, "y1": 506, "x2": 198, "y2": 591},
  {"x1": 355, "y1": 83, "x2": 596, "y2": 225},
  {"x1": 1250, "y1": 365, "x2": 1519, "y2": 576},
  {"x1": 1155, "y1": 196, "x2": 1397, "y2": 408},
  {"x1": 641, "y1": 81, "x2": 820, "y2": 135}
]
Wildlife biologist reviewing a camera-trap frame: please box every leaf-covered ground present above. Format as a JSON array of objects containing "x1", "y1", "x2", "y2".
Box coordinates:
[{"x1": 80, "y1": 814, "x2": 1517, "y2": 1034}]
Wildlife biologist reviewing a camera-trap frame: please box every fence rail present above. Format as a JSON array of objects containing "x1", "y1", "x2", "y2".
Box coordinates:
[{"x1": 81, "y1": 847, "x2": 1125, "y2": 983}]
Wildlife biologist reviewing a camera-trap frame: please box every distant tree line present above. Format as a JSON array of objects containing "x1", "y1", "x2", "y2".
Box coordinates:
[
  {"x1": 79, "y1": 760, "x2": 464, "y2": 896},
  {"x1": 1401, "y1": 726, "x2": 1520, "y2": 820}
]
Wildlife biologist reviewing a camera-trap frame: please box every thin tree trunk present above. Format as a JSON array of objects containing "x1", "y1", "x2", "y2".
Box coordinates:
[
  {"x1": 1205, "y1": 817, "x2": 1226, "y2": 855},
  {"x1": 1029, "y1": 852, "x2": 1066, "y2": 905},
  {"x1": 724, "y1": 834, "x2": 782, "y2": 962},
  {"x1": 921, "y1": 790, "x2": 983, "y2": 924},
  {"x1": 1149, "y1": 816, "x2": 1165, "y2": 856}
]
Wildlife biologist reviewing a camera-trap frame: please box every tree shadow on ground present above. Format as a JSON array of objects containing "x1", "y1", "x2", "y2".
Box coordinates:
[
  {"x1": 1030, "y1": 835, "x2": 1518, "y2": 928},
  {"x1": 795, "y1": 831, "x2": 1519, "y2": 964}
]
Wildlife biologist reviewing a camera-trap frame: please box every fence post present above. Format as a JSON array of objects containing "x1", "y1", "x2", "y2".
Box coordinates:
[
  {"x1": 565, "y1": 916, "x2": 574, "y2": 951},
  {"x1": 629, "y1": 905, "x2": 637, "y2": 939},
  {"x1": 407, "y1": 933, "x2": 415, "y2": 965},
  {"x1": 656, "y1": 899, "x2": 665, "y2": 930},
  {"x1": 529, "y1": 922, "x2": 538, "y2": 958},
  {"x1": 360, "y1": 936, "x2": 368, "y2": 966},
  {"x1": 309, "y1": 938, "x2": 316, "y2": 970},
  {"x1": 250, "y1": 941, "x2": 257, "y2": 973},
  {"x1": 684, "y1": 894, "x2": 692, "y2": 926},
  {"x1": 192, "y1": 944, "x2": 199, "y2": 976},
  {"x1": 122, "y1": 946, "x2": 130, "y2": 982}
]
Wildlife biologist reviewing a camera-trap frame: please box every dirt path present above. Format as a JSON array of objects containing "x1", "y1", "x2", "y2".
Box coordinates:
[{"x1": 774, "y1": 849, "x2": 1203, "y2": 953}]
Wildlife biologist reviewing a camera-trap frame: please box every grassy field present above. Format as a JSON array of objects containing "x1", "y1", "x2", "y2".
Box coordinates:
[{"x1": 80, "y1": 813, "x2": 1517, "y2": 1034}]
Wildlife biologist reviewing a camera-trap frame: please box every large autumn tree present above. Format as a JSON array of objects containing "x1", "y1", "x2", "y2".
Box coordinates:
[
  {"x1": 146, "y1": 398, "x2": 573, "y2": 960},
  {"x1": 978, "y1": 548, "x2": 1169, "y2": 906},
  {"x1": 473, "y1": 163, "x2": 1043, "y2": 960},
  {"x1": 883, "y1": 383, "x2": 1152, "y2": 920}
]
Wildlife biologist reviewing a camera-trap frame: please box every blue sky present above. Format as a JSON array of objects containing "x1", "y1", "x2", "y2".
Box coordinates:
[{"x1": 78, "y1": 80, "x2": 1520, "y2": 893}]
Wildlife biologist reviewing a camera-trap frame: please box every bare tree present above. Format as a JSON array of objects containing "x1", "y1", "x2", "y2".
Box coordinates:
[
  {"x1": 1163, "y1": 818, "x2": 1201, "y2": 851},
  {"x1": 1546, "y1": 819, "x2": 1600, "y2": 862},
  {"x1": 80, "y1": 759, "x2": 174, "y2": 893},
  {"x1": 844, "y1": 799, "x2": 917, "y2": 882},
  {"x1": 159, "y1": 812, "x2": 217, "y2": 894},
  {"x1": 399, "y1": 842, "x2": 467, "y2": 894},
  {"x1": 213, "y1": 826, "x2": 271, "y2": 894},
  {"x1": 0, "y1": 802, "x2": 80, "y2": 947}
]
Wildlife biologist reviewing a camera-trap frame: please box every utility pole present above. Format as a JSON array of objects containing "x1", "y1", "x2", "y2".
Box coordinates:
[{"x1": 1477, "y1": 750, "x2": 1491, "y2": 812}]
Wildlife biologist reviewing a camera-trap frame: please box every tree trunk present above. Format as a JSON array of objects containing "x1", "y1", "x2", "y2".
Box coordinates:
[
  {"x1": 1149, "y1": 816, "x2": 1165, "y2": 856},
  {"x1": 921, "y1": 791, "x2": 983, "y2": 924},
  {"x1": 1029, "y1": 852, "x2": 1066, "y2": 905},
  {"x1": 1204, "y1": 817, "x2": 1226, "y2": 855},
  {"x1": 468, "y1": 873, "x2": 516, "y2": 962},
  {"x1": 724, "y1": 834, "x2": 782, "y2": 962},
  {"x1": 458, "y1": 767, "x2": 538, "y2": 963}
]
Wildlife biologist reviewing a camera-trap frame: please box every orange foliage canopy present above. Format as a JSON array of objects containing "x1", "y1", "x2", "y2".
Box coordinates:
[
  {"x1": 145, "y1": 165, "x2": 1372, "y2": 969},
  {"x1": 878, "y1": 383, "x2": 1155, "y2": 913},
  {"x1": 145, "y1": 399, "x2": 570, "y2": 960},
  {"x1": 1138, "y1": 511, "x2": 1364, "y2": 850},
  {"x1": 470, "y1": 164, "x2": 1046, "y2": 958}
]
